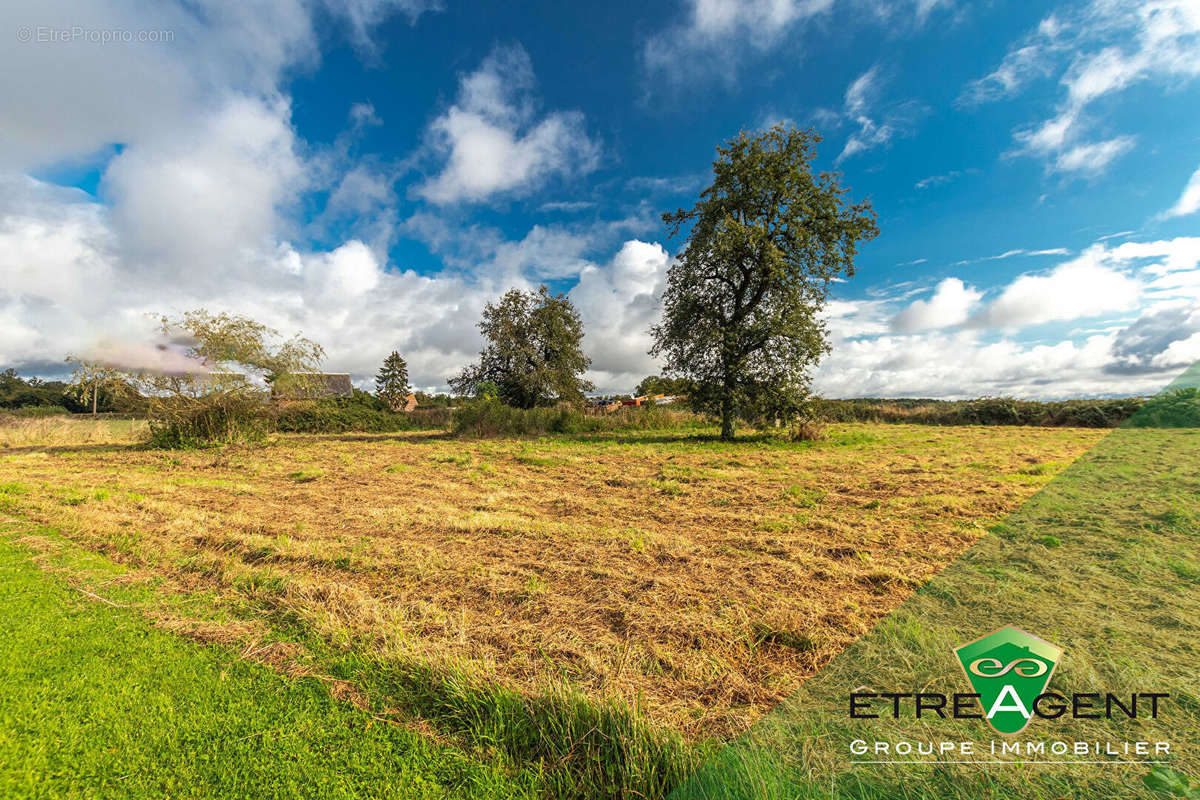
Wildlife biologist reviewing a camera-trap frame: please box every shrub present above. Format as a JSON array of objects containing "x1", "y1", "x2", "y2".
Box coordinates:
[
  {"x1": 783, "y1": 419, "x2": 828, "y2": 442},
  {"x1": 1126, "y1": 387, "x2": 1200, "y2": 428},
  {"x1": 273, "y1": 395, "x2": 452, "y2": 435},
  {"x1": 450, "y1": 398, "x2": 568, "y2": 437},
  {"x1": 147, "y1": 393, "x2": 270, "y2": 448},
  {"x1": 806, "y1": 396, "x2": 1145, "y2": 428},
  {"x1": 451, "y1": 398, "x2": 708, "y2": 438},
  {"x1": 131, "y1": 310, "x2": 326, "y2": 448},
  {"x1": 275, "y1": 400, "x2": 411, "y2": 434},
  {"x1": 408, "y1": 406, "x2": 453, "y2": 428}
]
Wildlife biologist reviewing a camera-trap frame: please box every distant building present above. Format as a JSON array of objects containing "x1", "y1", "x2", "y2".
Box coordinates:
[
  {"x1": 271, "y1": 373, "x2": 354, "y2": 401},
  {"x1": 403, "y1": 393, "x2": 418, "y2": 412}
]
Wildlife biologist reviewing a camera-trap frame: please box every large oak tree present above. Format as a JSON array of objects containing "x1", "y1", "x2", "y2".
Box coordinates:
[{"x1": 651, "y1": 125, "x2": 879, "y2": 439}]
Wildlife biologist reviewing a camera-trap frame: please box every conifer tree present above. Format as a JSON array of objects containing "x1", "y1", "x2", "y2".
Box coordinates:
[{"x1": 375, "y1": 351, "x2": 410, "y2": 411}]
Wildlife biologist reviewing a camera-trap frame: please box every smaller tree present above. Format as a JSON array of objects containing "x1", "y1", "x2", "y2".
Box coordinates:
[
  {"x1": 634, "y1": 375, "x2": 694, "y2": 399},
  {"x1": 65, "y1": 357, "x2": 126, "y2": 416},
  {"x1": 450, "y1": 287, "x2": 594, "y2": 408},
  {"x1": 130, "y1": 310, "x2": 325, "y2": 447},
  {"x1": 375, "y1": 351, "x2": 410, "y2": 411}
]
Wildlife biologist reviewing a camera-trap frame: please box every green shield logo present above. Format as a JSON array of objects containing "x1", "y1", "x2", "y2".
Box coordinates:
[{"x1": 954, "y1": 627, "x2": 1062, "y2": 735}]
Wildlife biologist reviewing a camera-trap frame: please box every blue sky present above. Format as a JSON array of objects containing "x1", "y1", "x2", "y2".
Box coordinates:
[{"x1": 2, "y1": 0, "x2": 1199, "y2": 397}]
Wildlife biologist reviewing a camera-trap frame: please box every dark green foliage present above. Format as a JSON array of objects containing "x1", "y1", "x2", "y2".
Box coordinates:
[
  {"x1": 0, "y1": 367, "x2": 141, "y2": 413},
  {"x1": 274, "y1": 395, "x2": 448, "y2": 434},
  {"x1": 450, "y1": 286, "x2": 594, "y2": 408},
  {"x1": 274, "y1": 403, "x2": 411, "y2": 434},
  {"x1": 350, "y1": 388, "x2": 384, "y2": 409},
  {"x1": 374, "y1": 351, "x2": 410, "y2": 411},
  {"x1": 651, "y1": 125, "x2": 878, "y2": 439},
  {"x1": 451, "y1": 397, "x2": 707, "y2": 438},
  {"x1": 0, "y1": 368, "x2": 62, "y2": 408},
  {"x1": 634, "y1": 375, "x2": 695, "y2": 398},
  {"x1": 807, "y1": 396, "x2": 1145, "y2": 427},
  {"x1": 414, "y1": 391, "x2": 454, "y2": 408},
  {"x1": 1126, "y1": 387, "x2": 1200, "y2": 428}
]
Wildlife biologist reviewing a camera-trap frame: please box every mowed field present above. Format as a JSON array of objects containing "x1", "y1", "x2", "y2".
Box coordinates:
[{"x1": 0, "y1": 422, "x2": 1105, "y2": 743}]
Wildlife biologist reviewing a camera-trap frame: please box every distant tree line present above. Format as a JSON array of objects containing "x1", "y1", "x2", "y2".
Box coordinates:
[{"x1": 0, "y1": 367, "x2": 143, "y2": 414}]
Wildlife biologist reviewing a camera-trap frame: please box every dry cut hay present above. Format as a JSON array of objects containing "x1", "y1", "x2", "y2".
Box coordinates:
[{"x1": 0, "y1": 423, "x2": 1105, "y2": 739}]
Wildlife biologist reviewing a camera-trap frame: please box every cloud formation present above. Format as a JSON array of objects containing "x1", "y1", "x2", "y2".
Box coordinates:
[
  {"x1": 891, "y1": 278, "x2": 981, "y2": 332},
  {"x1": 1162, "y1": 164, "x2": 1200, "y2": 219},
  {"x1": 641, "y1": 0, "x2": 950, "y2": 88},
  {"x1": 1108, "y1": 303, "x2": 1200, "y2": 374},
  {"x1": 570, "y1": 240, "x2": 672, "y2": 391},
  {"x1": 814, "y1": 237, "x2": 1200, "y2": 398},
  {"x1": 417, "y1": 45, "x2": 601, "y2": 204},
  {"x1": 971, "y1": 254, "x2": 1140, "y2": 328},
  {"x1": 965, "y1": 0, "x2": 1200, "y2": 174},
  {"x1": 834, "y1": 67, "x2": 924, "y2": 163},
  {"x1": 642, "y1": 0, "x2": 835, "y2": 85},
  {"x1": 1, "y1": 0, "x2": 1196, "y2": 405}
]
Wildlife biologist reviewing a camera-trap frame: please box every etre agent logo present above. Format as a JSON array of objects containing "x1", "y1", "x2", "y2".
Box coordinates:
[{"x1": 954, "y1": 626, "x2": 1063, "y2": 735}]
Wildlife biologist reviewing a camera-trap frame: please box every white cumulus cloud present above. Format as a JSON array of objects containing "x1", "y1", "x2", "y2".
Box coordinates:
[
  {"x1": 972, "y1": 250, "x2": 1140, "y2": 328},
  {"x1": 640, "y1": 0, "x2": 948, "y2": 88},
  {"x1": 1052, "y1": 136, "x2": 1137, "y2": 175},
  {"x1": 417, "y1": 45, "x2": 600, "y2": 205},
  {"x1": 891, "y1": 278, "x2": 981, "y2": 332},
  {"x1": 570, "y1": 240, "x2": 671, "y2": 390}
]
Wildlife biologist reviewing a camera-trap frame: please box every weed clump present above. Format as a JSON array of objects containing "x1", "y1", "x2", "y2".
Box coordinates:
[{"x1": 784, "y1": 419, "x2": 827, "y2": 442}]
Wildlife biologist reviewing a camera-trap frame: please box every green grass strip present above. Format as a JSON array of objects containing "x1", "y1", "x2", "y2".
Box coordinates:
[
  {"x1": 0, "y1": 534, "x2": 545, "y2": 800},
  {"x1": 670, "y1": 365, "x2": 1200, "y2": 799},
  {"x1": 0, "y1": 521, "x2": 704, "y2": 800}
]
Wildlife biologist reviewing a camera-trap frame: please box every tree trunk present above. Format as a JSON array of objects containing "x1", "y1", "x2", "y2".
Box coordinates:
[
  {"x1": 91, "y1": 382, "x2": 98, "y2": 417},
  {"x1": 719, "y1": 342, "x2": 736, "y2": 441},
  {"x1": 719, "y1": 387, "x2": 735, "y2": 440}
]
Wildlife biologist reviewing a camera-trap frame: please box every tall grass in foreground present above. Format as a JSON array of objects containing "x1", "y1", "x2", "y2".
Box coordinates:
[
  {"x1": 330, "y1": 649, "x2": 709, "y2": 799},
  {"x1": 0, "y1": 413, "x2": 147, "y2": 448},
  {"x1": 215, "y1": 570, "x2": 710, "y2": 799},
  {"x1": 0, "y1": 534, "x2": 543, "y2": 800},
  {"x1": 3, "y1": 517, "x2": 708, "y2": 800}
]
